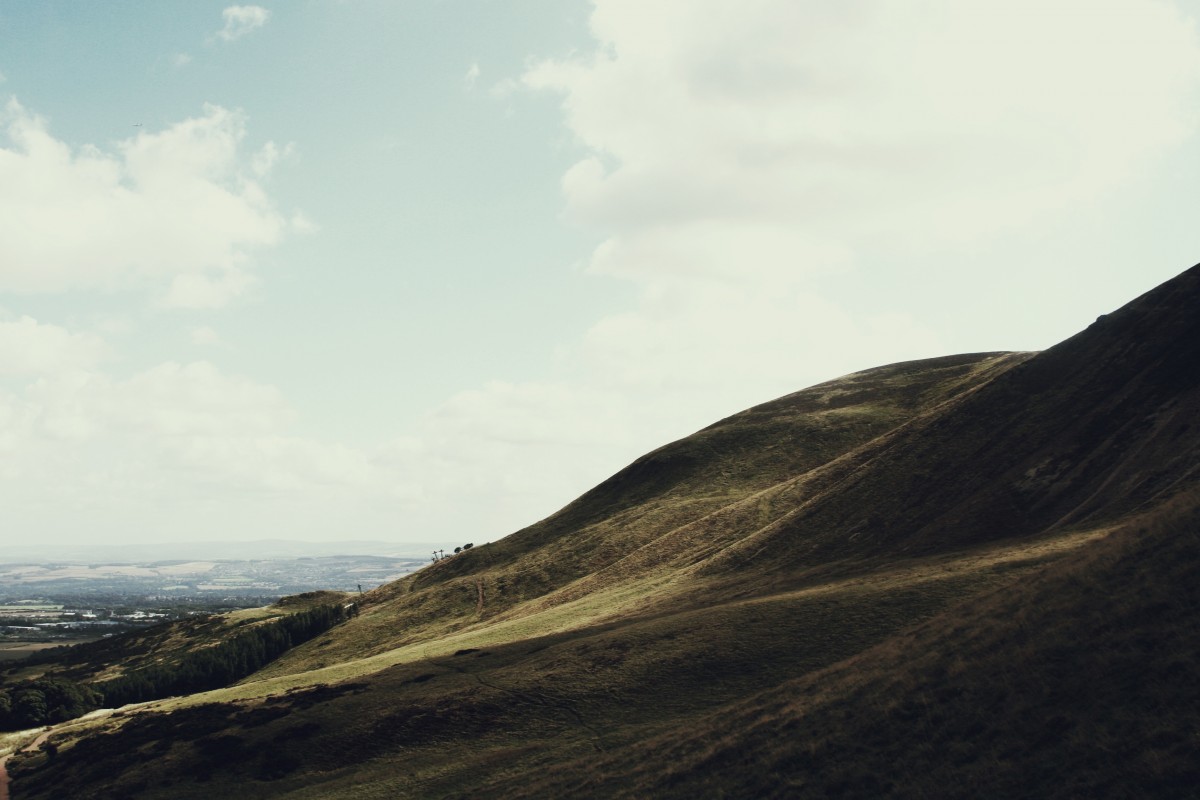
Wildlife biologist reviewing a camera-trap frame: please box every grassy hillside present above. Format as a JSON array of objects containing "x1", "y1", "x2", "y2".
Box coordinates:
[
  {"x1": 5, "y1": 264, "x2": 1200, "y2": 799},
  {"x1": 495, "y1": 487, "x2": 1200, "y2": 799},
  {"x1": 253, "y1": 350, "x2": 1025, "y2": 676},
  {"x1": 7, "y1": 526, "x2": 1112, "y2": 800}
]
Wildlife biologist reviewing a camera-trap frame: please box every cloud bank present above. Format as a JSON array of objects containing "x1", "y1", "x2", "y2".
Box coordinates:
[
  {"x1": 0, "y1": 335, "x2": 396, "y2": 538},
  {"x1": 0, "y1": 100, "x2": 294, "y2": 308},
  {"x1": 527, "y1": 0, "x2": 1200, "y2": 274}
]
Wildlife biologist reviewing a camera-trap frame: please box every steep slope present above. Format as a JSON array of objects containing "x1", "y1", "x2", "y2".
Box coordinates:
[
  {"x1": 708, "y1": 263, "x2": 1200, "y2": 572},
  {"x1": 258, "y1": 351, "x2": 1023, "y2": 673},
  {"x1": 493, "y1": 486, "x2": 1200, "y2": 798},
  {"x1": 6, "y1": 263, "x2": 1200, "y2": 799}
]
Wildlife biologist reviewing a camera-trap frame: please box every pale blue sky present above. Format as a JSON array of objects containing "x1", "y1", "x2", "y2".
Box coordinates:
[
  {"x1": 2, "y1": 2, "x2": 610, "y2": 434},
  {"x1": 2, "y1": 1, "x2": 1199, "y2": 548}
]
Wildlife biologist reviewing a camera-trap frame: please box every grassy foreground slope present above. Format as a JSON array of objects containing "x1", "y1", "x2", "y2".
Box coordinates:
[
  {"x1": 7, "y1": 263, "x2": 1200, "y2": 799},
  {"x1": 8, "y1": 529, "x2": 1111, "y2": 800},
  {"x1": 498, "y1": 486, "x2": 1200, "y2": 799}
]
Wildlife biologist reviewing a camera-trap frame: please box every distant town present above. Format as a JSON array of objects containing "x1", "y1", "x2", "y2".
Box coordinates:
[{"x1": 0, "y1": 551, "x2": 428, "y2": 662}]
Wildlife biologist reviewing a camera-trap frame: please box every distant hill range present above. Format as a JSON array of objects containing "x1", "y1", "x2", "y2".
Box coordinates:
[
  {"x1": 4, "y1": 264, "x2": 1199, "y2": 799},
  {"x1": 0, "y1": 539, "x2": 438, "y2": 565}
]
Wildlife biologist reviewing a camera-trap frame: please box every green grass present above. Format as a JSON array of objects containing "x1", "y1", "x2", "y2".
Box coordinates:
[
  {"x1": 5, "y1": 522, "x2": 1113, "y2": 799},
  {"x1": 498, "y1": 489, "x2": 1200, "y2": 799}
]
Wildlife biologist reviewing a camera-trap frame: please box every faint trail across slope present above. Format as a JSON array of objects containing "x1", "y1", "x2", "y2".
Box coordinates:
[{"x1": 0, "y1": 728, "x2": 54, "y2": 800}]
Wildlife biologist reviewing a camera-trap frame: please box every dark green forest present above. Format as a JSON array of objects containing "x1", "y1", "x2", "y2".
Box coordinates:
[{"x1": 0, "y1": 602, "x2": 353, "y2": 731}]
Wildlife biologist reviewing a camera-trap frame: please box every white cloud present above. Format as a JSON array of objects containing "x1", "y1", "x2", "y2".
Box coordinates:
[
  {"x1": 0, "y1": 316, "x2": 109, "y2": 377},
  {"x1": 515, "y1": 0, "x2": 1200, "y2": 409},
  {"x1": 289, "y1": 210, "x2": 318, "y2": 234},
  {"x1": 251, "y1": 140, "x2": 292, "y2": 177},
  {"x1": 0, "y1": 346, "x2": 404, "y2": 537},
  {"x1": 171, "y1": 53, "x2": 193, "y2": 68},
  {"x1": 217, "y1": 6, "x2": 271, "y2": 42},
  {"x1": 190, "y1": 326, "x2": 224, "y2": 347},
  {"x1": 526, "y1": 0, "x2": 1200, "y2": 272},
  {"x1": 464, "y1": 62, "x2": 481, "y2": 88},
  {"x1": 489, "y1": 77, "x2": 520, "y2": 99},
  {"x1": 161, "y1": 266, "x2": 258, "y2": 309},
  {"x1": 112, "y1": 361, "x2": 290, "y2": 437},
  {"x1": 0, "y1": 99, "x2": 296, "y2": 307}
]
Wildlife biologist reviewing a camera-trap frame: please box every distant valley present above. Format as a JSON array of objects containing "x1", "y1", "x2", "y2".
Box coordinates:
[
  {"x1": 0, "y1": 553, "x2": 425, "y2": 602},
  {"x1": 0, "y1": 549, "x2": 427, "y2": 667}
]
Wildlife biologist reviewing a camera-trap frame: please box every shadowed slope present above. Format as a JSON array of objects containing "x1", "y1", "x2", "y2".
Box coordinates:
[
  {"x1": 696, "y1": 263, "x2": 1200, "y2": 578},
  {"x1": 497, "y1": 487, "x2": 1200, "y2": 799}
]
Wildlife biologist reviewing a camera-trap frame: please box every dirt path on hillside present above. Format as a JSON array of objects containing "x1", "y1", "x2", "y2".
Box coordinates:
[
  {"x1": 0, "y1": 728, "x2": 53, "y2": 800},
  {"x1": 0, "y1": 709, "x2": 118, "y2": 800}
]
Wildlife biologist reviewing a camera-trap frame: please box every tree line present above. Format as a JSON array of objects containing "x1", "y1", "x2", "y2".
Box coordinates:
[
  {"x1": 0, "y1": 601, "x2": 354, "y2": 731},
  {"x1": 0, "y1": 677, "x2": 102, "y2": 730}
]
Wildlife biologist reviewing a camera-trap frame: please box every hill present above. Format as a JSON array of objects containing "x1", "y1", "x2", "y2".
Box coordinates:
[
  {"x1": 485, "y1": 484, "x2": 1200, "y2": 798},
  {"x1": 3, "y1": 264, "x2": 1199, "y2": 799}
]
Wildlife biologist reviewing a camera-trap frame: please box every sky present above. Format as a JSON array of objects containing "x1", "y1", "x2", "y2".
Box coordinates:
[{"x1": 2, "y1": 1, "x2": 1199, "y2": 551}]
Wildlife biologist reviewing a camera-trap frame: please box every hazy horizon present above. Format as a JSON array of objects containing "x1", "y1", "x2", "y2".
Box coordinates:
[
  {"x1": 3, "y1": 1, "x2": 1200, "y2": 549},
  {"x1": 0, "y1": 537, "x2": 444, "y2": 564}
]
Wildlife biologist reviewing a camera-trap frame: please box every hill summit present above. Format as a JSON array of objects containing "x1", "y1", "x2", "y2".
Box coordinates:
[{"x1": 4, "y1": 263, "x2": 1200, "y2": 799}]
